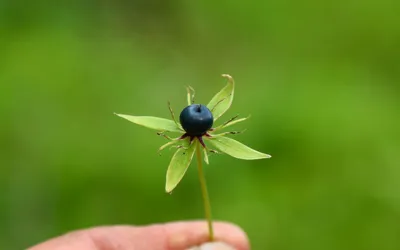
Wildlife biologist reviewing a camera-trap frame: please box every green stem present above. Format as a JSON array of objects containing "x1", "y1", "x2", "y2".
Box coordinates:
[{"x1": 195, "y1": 140, "x2": 214, "y2": 241}]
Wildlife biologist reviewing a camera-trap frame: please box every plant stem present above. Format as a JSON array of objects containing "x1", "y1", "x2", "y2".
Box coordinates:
[{"x1": 195, "y1": 140, "x2": 214, "y2": 241}]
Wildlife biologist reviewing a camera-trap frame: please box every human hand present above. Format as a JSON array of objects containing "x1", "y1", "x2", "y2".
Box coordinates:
[{"x1": 28, "y1": 221, "x2": 249, "y2": 250}]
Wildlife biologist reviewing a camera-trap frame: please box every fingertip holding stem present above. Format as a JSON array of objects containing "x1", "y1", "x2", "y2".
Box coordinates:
[{"x1": 165, "y1": 221, "x2": 249, "y2": 250}]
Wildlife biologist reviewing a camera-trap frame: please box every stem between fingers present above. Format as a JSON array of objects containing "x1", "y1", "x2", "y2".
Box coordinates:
[{"x1": 195, "y1": 139, "x2": 214, "y2": 241}]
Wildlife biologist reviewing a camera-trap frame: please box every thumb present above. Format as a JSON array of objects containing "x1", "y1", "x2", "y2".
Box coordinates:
[{"x1": 188, "y1": 242, "x2": 237, "y2": 250}]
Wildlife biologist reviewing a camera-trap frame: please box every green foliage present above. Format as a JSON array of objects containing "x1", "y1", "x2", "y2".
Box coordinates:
[
  {"x1": 208, "y1": 136, "x2": 270, "y2": 160},
  {"x1": 115, "y1": 74, "x2": 269, "y2": 193},
  {"x1": 213, "y1": 115, "x2": 251, "y2": 131},
  {"x1": 114, "y1": 114, "x2": 183, "y2": 133},
  {"x1": 207, "y1": 74, "x2": 235, "y2": 121},
  {"x1": 166, "y1": 141, "x2": 196, "y2": 193}
]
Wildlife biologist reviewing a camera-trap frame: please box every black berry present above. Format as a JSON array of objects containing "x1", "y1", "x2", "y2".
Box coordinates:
[{"x1": 179, "y1": 104, "x2": 213, "y2": 136}]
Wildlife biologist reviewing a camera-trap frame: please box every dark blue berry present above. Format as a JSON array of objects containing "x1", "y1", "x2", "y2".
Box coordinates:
[{"x1": 180, "y1": 104, "x2": 213, "y2": 136}]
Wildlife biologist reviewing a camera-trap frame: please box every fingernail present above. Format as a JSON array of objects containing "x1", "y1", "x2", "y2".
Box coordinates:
[{"x1": 187, "y1": 241, "x2": 236, "y2": 250}]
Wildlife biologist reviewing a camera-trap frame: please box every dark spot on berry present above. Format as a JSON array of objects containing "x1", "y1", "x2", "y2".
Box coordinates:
[{"x1": 180, "y1": 104, "x2": 213, "y2": 136}]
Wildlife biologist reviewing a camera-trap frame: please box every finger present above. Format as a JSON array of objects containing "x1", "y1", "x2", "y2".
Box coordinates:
[
  {"x1": 188, "y1": 242, "x2": 237, "y2": 250},
  {"x1": 28, "y1": 221, "x2": 249, "y2": 250},
  {"x1": 159, "y1": 221, "x2": 249, "y2": 250}
]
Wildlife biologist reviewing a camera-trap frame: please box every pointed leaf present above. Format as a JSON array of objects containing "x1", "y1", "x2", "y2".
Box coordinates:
[
  {"x1": 207, "y1": 74, "x2": 234, "y2": 121},
  {"x1": 115, "y1": 114, "x2": 183, "y2": 132},
  {"x1": 213, "y1": 115, "x2": 251, "y2": 131},
  {"x1": 203, "y1": 147, "x2": 209, "y2": 164},
  {"x1": 221, "y1": 115, "x2": 251, "y2": 129},
  {"x1": 186, "y1": 86, "x2": 195, "y2": 105},
  {"x1": 158, "y1": 140, "x2": 180, "y2": 154},
  {"x1": 165, "y1": 141, "x2": 196, "y2": 193},
  {"x1": 167, "y1": 101, "x2": 181, "y2": 129},
  {"x1": 207, "y1": 136, "x2": 271, "y2": 160}
]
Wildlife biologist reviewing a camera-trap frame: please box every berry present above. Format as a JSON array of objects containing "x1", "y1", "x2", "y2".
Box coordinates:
[{"x1": 180, "y1": 104, "x2": 213, "y2": 136}]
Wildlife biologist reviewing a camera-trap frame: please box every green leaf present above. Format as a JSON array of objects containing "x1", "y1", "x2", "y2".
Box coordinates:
[
  {"x1": 115, "y1": 114, "x2": 183, "y2": 133},
  {"x1": 203, "y1": 147, "x2": 209, "y2": 164},
  {"x1": 207, "y1": 136, "x2": 271, "y2": 160},
  {"x1": 165, "y1": 141, "x2": 196, "y2": 193},
  {"x1": 213, "y1": 115, "x2": 251, "y2": 131},
  {"x1": 158, "y1": 140, "x2": 180, "y2": 154},
  {"x1": 207, "y1": 74, "x2": 234, "y2": 121}
]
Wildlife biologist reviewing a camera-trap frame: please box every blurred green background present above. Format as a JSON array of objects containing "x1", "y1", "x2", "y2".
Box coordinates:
[{"x1": 1, "y1": 1, "x2": 400, "y2": 249}]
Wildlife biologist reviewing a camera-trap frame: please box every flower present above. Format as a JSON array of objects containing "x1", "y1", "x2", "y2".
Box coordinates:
[{"x1": 115, "y1": 74, "x2": 271, "y2": 193}]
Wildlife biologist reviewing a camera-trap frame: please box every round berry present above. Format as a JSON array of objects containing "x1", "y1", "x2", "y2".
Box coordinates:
[{"x1": 179, "y1": 104, "x2": 213, "y2": 136}]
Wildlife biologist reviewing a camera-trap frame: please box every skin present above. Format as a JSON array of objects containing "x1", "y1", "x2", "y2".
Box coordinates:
[{"x1": 29, "y1": 221, "x2": 249, "y2": 250}]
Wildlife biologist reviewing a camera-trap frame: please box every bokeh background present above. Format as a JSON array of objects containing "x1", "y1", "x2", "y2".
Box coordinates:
[{"x1": 1, "y1": 1, "x2": 400, "y2": 249}]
